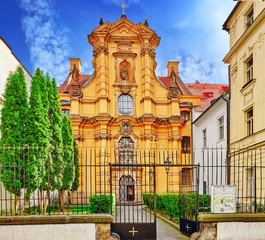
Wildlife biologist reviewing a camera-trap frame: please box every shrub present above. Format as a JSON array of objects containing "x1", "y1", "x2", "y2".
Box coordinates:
[
  {"x1": 90, "y1": 194, "x2": 115, "y2": 214},
  {"x1": 143, "y1": 193, "x2": 211, "y2": 220}
]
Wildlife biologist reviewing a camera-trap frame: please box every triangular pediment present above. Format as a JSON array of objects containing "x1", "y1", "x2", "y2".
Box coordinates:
[{"x1": 94, "y1": 17, "x2": 155, "y2": 37}]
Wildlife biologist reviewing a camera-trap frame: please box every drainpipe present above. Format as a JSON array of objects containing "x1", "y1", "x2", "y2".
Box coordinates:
[{"x1": 220, "y1": 92, "x2": 230, "y2": 184}]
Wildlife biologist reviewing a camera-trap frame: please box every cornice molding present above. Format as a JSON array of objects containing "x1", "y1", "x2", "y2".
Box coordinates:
[{"x1": 224, "y1": 9, "x2": 265, "y2": 63}]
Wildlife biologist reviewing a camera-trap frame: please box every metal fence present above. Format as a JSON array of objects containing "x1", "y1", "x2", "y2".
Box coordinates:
[
  {"x1": 198, "y1": 147, "x2": 265, "y2": 214},
  {"x1": 0, "y1": 146, "x2": 265, "y2": 217}
]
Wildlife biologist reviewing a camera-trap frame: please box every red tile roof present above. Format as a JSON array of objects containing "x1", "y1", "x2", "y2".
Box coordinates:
[
  {"x1": 185, "y1": 81, "x2": 229, "y2": 112},
  {"x1": 58, "y1": 73, "x2": 91, "y2": 93},
  {"x1": 158, "y1": 76, "x2": 192, "y2": 95}
]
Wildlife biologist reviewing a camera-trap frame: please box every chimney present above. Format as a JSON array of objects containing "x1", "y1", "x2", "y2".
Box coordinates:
[
  {"x1": 69, "y1": 58, "x2": 82, "y2": 74},
  {"x1": 167, "y1": 61, "x2": 179, "y2": 76}
]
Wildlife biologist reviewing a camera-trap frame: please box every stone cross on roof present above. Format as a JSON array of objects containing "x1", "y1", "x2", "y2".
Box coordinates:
[{"x1": 120, "y1": 3, "x2": 128, "y2": 16}]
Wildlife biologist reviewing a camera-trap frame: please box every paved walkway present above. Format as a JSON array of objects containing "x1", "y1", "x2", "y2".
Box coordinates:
[
  {"x1": 114, "y1": 205, "x2": 190, "y2": 239},
  {"x1": 157, "y1": 217, "x2": 189, "y2": 240}
]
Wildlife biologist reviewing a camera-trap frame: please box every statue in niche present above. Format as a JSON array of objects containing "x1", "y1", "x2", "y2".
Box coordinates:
[
  {"x1": 169, "y1": 68, "x2": 177, "y2": 86},
  {"x1": 120, "y1": 64, "x2": 129, "y2": 82},
  {"x1": 72, "y1": 65, "x2": 80, "y2": 82}
]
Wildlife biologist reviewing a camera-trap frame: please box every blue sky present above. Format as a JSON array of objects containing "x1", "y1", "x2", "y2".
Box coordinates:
[{"x1": 0, "y1": 0, "x2": 236, "y2": 85}]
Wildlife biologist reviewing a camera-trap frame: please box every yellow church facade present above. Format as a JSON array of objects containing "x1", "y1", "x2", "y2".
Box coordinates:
[{"x1": 59, "y1": 16, "x2": 200, "y2": 198}]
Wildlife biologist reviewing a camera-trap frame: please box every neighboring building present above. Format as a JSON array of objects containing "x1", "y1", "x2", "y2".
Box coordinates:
[
  {"x1": 192, "y1": 91, "x2": 229, "y2": 194},
  {"x1": 185, "y1": 81, "x2": 229, "y2": 121},
  {"x1": 0, "y1": 36, "x2": 32, "y2": 136},
  {"x1": 58, "y1": 15, "x2": 201, "y2": 197},
  {"x1": 223, "y1": 1, "x2": 265, "y2": 207},
  {"x1": 0, "y1": 36, "x2": 32, "y2": 210}
]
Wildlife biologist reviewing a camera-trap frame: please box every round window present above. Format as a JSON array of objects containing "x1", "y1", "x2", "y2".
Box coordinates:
[{"x1": 117, "y1": 94, "x2": 133, "y2": 115}]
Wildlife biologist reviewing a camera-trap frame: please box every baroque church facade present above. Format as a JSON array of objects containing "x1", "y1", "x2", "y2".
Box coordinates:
[{"x1": 59, "y1": 15, "x2": 200, "y2": 197}]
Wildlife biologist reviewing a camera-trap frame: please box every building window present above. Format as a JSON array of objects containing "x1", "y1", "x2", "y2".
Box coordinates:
[
  {"x1": 62, "y1": 109, "x2": 70, "y2": 117},
  {"x1": 202, "y1": 129, "x2": 207, "y2": 149},
  {"x1": 218, "y1": 116, "x2": 224, "y2": 140},
  {"x1": 246, "y1": 168, "x2": 255, "y2": 197},
  {"x1": 117, "y1": 94, "x2": 133, "y2": 115},
  {"x1": 246, "y1": 9, "x2": 254, "y2": 29},
  {"x1": 246, "y1": 57, "x2": 253, "y2": 83},
  {"x1": 246, "y1": 108, "x2": 253, "y2": 136},
  {"x1": 181, "y1": 168, "x2": 191, "y2": 185},
  {"x1": 118, "y1": 137, "x2": 134, "y2": 164},
  {"x1": 181, "y1": 137, "x2": 190, "y2": 153},
  {"x1": 61, "y1": 100, "x2": 70, "y2": 106},
  {"x1": 181, "y1": 111, "x2": 190, "y2": 121}
]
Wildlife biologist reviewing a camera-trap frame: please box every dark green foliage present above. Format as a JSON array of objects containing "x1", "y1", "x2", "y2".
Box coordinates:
[
  {"x1": 61, "y1": 115, "x2": 75, "y2": 191},
  {"x1": 90, "y1": 194, "x2": 115, "y2": 214},
  {"x1": 251, "y1": 201, "x2": 265, "y2": 213},
  {"x1": 0, "y1": 66, "x2": 29, "y2": 196},
  {"x1": 71, "y1": 140, "x2": 80, "y2": 191},
  {"x1": 143, "y1": 193, "x2": 211, "y2": 220},
  {"x1": 26, "y1": 69, "x2": 51, "y2": 194},
  {"x1": 47, "y1": 76, "x2": 63, "y2": 190}
]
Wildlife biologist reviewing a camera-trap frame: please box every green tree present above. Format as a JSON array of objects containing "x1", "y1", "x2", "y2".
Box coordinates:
[
  {"x1": 0, "y1": 66, "x2": 29, "y2": 213},
  {"x1": 43, "y1": 76, "x2": 64, "y2": 213},
  {"x1": 26, "y1": 69, "x2": 51, "y2": 213},
  {"x1": 71, "y1": 140, "x2": 80, "y2": 192},
  {"x1": 60, "y1": 114, "x2": 75, "y2": 211}
]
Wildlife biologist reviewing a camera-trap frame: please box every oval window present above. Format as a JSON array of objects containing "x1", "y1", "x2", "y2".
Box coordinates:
[{"x1": 117, "y1": 94, "x2": 133, "y2": 115}]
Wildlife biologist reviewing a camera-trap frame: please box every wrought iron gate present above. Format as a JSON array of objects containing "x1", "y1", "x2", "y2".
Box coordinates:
[
  {"x1": 110, "y1": 162, "x2": 156, "y2": 240},
  {"x1": 110, "y1": 147, "x2": 200, "y2": 239},
  {"x1": 179, "y1": 166, "x2": 200, "y2": 236}
]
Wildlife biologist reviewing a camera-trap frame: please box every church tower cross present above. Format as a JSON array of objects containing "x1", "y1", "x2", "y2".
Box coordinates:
[{"x1": 120, "y1": 2, "x2": 128, "y2": 17}]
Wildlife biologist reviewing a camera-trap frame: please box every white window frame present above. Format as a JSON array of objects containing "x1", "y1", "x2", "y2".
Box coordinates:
[
  {"x1": 246, "y1": 108, "x2": 253, "y2": 136},
  {"x1": 246, "y1": 56, "x2": 253, "y2": 84},
  {"x1": 246, "y1": 167, "x2": 255, "y2": 197},
  {"x1": 218, "y1": 116, "x2": 224, "y2": 141}
]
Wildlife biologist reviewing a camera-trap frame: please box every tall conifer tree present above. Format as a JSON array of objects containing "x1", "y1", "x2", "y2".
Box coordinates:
[
  {"x1": 0, "y1": 66, "x2": 29, "y2": 212},
  {"x1": 26, "y1": 69, "x2": 51, "y2": 213},
  {"x1": 43, "y1": 76, "x2": 64, "y2": 213},
  {"x1": 60, "y1": 114, "x2": 75, "y2": 211}
]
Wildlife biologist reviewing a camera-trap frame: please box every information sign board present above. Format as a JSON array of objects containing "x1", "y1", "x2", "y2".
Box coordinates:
[{"x1": 211, "y1": 185, "x2": 236, "y2": 214}]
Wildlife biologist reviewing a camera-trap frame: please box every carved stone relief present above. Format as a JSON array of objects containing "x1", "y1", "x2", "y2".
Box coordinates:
[
  {"x1": 168, "y1": 85, "x2": 181, "y2": 100},
  {"x1": 93, "y1": 44, "x2": 109, "y2": 58},
  {"x1": 70, "y1": 65, "x2": 83, "y2": 98},
  {"x1": 120, "y1": 120, "x2": 132, "y2": 135},
  {"x1": 120, "y1": 85, "x2": 131, "y2": 94},
  {"x1": 230, "y1": 64, "x2": 238, "y2": 82},
  {"x1": 257, "y1": 33, "x2": 264, "y2": 49},
  {"x1": 244, "y1": 89, "x2": 253, "y2": 106},
  {"x1": 116, "y1": 41, "x2": 133, "y2": 53},
  {"x1": 141, "y1": 43, "x2": 156, "y2": 60}
]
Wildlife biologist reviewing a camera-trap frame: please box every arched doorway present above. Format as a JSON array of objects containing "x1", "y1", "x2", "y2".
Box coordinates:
[
  {"x1": 119, "y1": 175, "x2": 135, "y2": 201},
  {"x1": 118, "y1": 137, "x2": 134, "y2": 164}
]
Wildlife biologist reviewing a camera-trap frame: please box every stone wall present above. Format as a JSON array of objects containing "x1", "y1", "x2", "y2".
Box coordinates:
[
  {"x1": 0, "y1": 215, "x2": 117, "y2": 240},
  {"x1": 191, "y1": 214, "x2": 265, "y2": 240}
]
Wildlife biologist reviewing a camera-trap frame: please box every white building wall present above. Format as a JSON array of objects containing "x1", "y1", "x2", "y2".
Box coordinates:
[
  {"x1": 193, "y1": 97, "x2": 228, "y2": 194},
  {"x1": 0, "y1": 38, "x2": 31, "y2": 136}
]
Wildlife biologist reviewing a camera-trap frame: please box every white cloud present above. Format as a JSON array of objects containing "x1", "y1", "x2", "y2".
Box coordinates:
[
  {"x1": 19, "y1": 0, "x2": 70, "y2": 84},
  {"x1": 176, "y1": 55, "x2": 216, "y2": 84},
  {"x1": 102, "y1": 0, "x2": 140, "y2": 6}
]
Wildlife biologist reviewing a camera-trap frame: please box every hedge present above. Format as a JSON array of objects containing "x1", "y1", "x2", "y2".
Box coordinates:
[
  {"x1": 90, "y1": 194, "x2": 116, "y2": 214},
  {"x1": 143, "y1": 193, "x2": 210, "y2": 220}
]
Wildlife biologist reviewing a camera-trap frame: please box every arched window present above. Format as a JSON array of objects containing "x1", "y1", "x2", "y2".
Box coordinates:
[
  {"x1": 181, "y1": 111, "x2": 190, "y2": 121},
  {"x1": 119, "y1": 175, "x2": 135, "y2": 201},
  {"x1": 181, "y1": 136, "x2": 191, "y2": 153},
  {"x1": 117, "y1": 94, "x2": 133, "y2": 115},
  {"x1": 118, "y1": 137, "x2": 134, "y2": 164}
]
